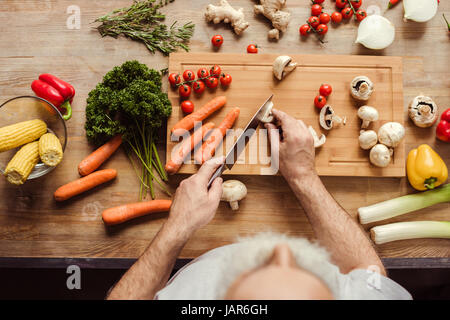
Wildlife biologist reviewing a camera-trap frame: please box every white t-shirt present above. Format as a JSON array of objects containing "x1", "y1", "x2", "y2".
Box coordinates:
[{"x1": 155, "y1": 243, "x2": 412, "y2": 300}]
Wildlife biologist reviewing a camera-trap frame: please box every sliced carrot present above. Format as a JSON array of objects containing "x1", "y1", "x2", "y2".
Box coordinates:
[
  {"x1": 78, "y1": 135, "x2": 122, "y2": 176},
  {"x1": 171, "y1": 96, "x2": 226, "y2": 136},
  {"x1": 102, "y1": 200, "x2": 172, "y2": 226},
  {"x1": 54, "y1": 169, "x2": 117, "y2": 201},
  {"x1": 195, "y1": 107, "x2": 240, "y2": 164},
  {"x1": 165, "y1": 122, "x2": 215, "y2": 175}
]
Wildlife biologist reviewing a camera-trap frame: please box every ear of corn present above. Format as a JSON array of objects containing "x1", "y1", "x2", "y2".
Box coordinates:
[
  {"x1": 4, "y1": 141, "x2": 40, "y2": 185},
  {"x1": 39, "y1": 133, "x2": 63, "y2": 166},
  {"x1": 0, "y1": 119, "x2": 47, "y2": 152}
]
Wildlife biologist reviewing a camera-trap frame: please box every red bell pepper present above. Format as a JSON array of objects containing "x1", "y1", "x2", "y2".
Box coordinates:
[
  {"x1": 31, "y1": 74, "x2": 75, "y2": 120},
  {"x1": 436, "y1": 108, "x2": 450, "y2": 142}
]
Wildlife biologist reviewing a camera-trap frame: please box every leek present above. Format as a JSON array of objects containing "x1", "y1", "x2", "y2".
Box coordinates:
[
  {"x1": 358, "y1": 184, "x2": 450, "y2": 224},
  {"x1": 371, "y1": 221, "x2": 450, "y2": 244}
]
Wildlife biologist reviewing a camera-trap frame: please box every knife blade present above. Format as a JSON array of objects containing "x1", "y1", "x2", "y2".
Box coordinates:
[{"x1": 207, "y1": 94, "x2": 274, "y2": 187}]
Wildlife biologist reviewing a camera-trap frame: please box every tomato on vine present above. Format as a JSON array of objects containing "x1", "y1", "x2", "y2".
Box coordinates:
[
  {"x1": 205, "y1": 77, "x2": 219, "y2": 89},
  {"x1": 197, "y1": 68, "x2": 209, "y2": 79},
  {"x1": 312, "y1": 0, "x2": 325, "y2": 3},
  {"x1": 350, "y1": 0, "x2": 362, "y2": 9},
  {"x1": 181, "y1": 100, "x2": 194, "y2": 114},
  {"x1": 211, "y1": 35, "x2": 224, "y2": 47},
  {"x1": 182, "y1": 70, "x2": 195, "y2": 82},
  {"x1": 319, "y1": 84, "x2": 332, "y2": 97},
  {"x1": 314, "y1": 95, "x2": 327, "y2": 109},
  {"x1": 168, "y1": 73, "x2": 181, "y2": 87},
  {"x1": 220, "y1": 74, "x2": 232, "y2": 87},
  {"x1": 341, "y1": 7, "x2": 353, "y2": 19},
  {"x1": 210, "y1": 65, "x2": 222, "y2": 78},
  {"x1": 311, "y1": 4, "x2": 322, "y2": 16},
  {"x1": 319, "y1": 13, "x2": 331, "y2": 24},
  {"x1": 316, "y1": 24, "x2": 328, "y2": 35},
  {"x1": 356, "y1": 10, "x2": 367, "y2": 21},
  {"x1": 331, "y1": 12, "x2": 343, "y2": 23},
  {"x1": 299, "y1": 24, "x2": 311, "y2": 36},
  {"x1": 308, "y1": 16, "x2": 320, "y2": 28},
  {"x1": 178, "y1": 84, "x2": 191, "y2": 98},
  {"x1": 192, "y1": 80, "x2": 205, "y2": 94},
  {"x1": 336, "y1": 0, "x2": 348, "y2": 9},
  {"x1": 247, "y1": 44, "x2": 258, "y2": 53}
]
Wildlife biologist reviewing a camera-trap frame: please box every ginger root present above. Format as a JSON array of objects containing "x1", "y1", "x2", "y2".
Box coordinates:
[
  {"x1": 205, "y1": 0, "x2": 249, "y2": 35},
  {"x1": 254, "y1": 0, "x2": 290, "y2": 40}
]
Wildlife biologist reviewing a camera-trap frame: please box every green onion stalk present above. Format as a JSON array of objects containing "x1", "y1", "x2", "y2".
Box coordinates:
[{"x1": 371, "y1": 221, "x2": 450, "y2": 244}]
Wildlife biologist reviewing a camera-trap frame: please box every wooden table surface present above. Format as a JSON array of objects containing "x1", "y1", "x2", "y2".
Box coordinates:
[{"x1": 0, "y1": 0, "x2": 449, "y2": 267}]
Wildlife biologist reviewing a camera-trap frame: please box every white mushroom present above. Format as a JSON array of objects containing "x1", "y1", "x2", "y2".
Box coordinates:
[
  {"x1": 221, "y1": 180, "x2": 247, "y2": 210},
  {"x1": 308, "y1": 126, "x2": 326, "y2": 148},
  {"x1": 273, "y1": 56, "x2": 297, "y2": 81},
  {"x1": 357, "y1": 106, "x2": 379, "y2": 128},
  {"x1": 319, "y1": 105, "x2": 346, "y2": 130},
  {"x1": 378, "y1": 122, "x2": 405, "y2": 148},
  {"x1": 408, "y1": 95, "x2": 438, "y2": 128},
  {"x1": 350, "y1": 76, "x2": 374, "y2": 101},
  {"x1": 259, "y1": 100, "x2": 274, "y2": 123},
  {"x1": 359, "y1": 130, "x2": 378, "y2": 150},
  {"x1": 369, "y1": 144, "x2": 393, "y2": 167}
]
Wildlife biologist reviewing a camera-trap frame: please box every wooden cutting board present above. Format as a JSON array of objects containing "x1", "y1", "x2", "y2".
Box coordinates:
[{"x1": 167, "y1": 53, "x2": 404, "y2": 177}]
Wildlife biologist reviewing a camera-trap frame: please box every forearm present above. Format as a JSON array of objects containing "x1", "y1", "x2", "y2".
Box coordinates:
[
  {"x1": 107, "y1": 221, "x2": 189, "y2": 300},
  {"x1": 288, "y1": 172, "x2": 385, "y2": 275}
]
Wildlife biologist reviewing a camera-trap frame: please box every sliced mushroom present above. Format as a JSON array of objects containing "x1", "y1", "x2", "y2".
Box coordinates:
[
  {"x1": 308, "y1": 126, "x2": 326, "y2": 148},
  {"x1": 408, "y1": 95, "x2": 438, "y2": 128},
  {"x1": 350, "y1": 76, "x2": 374, "y2": 101},
  {"x1": 369, "y1": 144, "x2": 393, "y2": 168},
  {"x1": 319, "y1": 105, "x2": 346, "y2": 130},
  {"x1": 259, "y1": 101, "x2": 274, "y2": 123},
  {"x1": 357, "y1": 106, "x2": 379, "y2": 128},
  {"x1": 273, "y1": 56, "x2": 298, "y2": 81},
  {"x1": 359, "y1": 130, "x2": 378, "y2": 150},
  {"x1": 221, "y1": 180, "x2": 247, "y2": 210},
  {"x1": 378, "y1": 122, "x2": 405, "y2": 148}
]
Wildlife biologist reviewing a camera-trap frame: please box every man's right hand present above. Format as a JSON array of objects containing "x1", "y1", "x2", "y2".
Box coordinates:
[{"x1": 265, "y1": 108, "x2": 316, "y2": 183}]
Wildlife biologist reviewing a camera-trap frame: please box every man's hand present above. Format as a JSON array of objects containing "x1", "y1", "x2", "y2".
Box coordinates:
[
  {"x1": 166, "y1": 157, "x2": 224, "y2": 239},
  {"x1": 265, "y1": 109, "x2": 316, "y2": 183}
]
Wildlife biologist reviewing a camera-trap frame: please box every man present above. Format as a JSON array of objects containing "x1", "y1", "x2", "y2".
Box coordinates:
[{"x1": 107, "y1": 109, "x2": 411, "y2": 300}]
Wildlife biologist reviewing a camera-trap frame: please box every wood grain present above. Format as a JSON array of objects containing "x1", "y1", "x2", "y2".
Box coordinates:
[
  {"x1": 0, "y1": 0, "x2": 448, "y2": 263},
  {"x1": 167, "y1": 53, "x2": 405, "y2": 177}
]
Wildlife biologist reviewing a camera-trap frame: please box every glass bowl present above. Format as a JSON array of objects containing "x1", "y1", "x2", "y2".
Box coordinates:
[{"x1": 0, "y1": 96, "x2": 67, "y2": 180}]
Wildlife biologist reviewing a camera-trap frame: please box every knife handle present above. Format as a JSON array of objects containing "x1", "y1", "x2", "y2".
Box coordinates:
[{"x1": 207, "y1": 164, "x2": 226, "y2": 188}]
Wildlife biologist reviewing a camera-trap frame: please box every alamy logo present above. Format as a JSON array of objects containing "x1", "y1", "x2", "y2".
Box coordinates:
[{"x1": 66, "y1": 265, "x2": 81, "y2": 290}]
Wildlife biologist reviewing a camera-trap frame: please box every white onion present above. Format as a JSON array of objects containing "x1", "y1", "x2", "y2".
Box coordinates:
[
  {"x1": 355, "y1": 15, "x2": 395, "y2": 50},
  {"x1": 404, "y1": 0, "x2": 438, "y2": 23}
]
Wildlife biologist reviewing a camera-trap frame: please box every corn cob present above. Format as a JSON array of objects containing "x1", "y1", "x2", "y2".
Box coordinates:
[
  {"x1": 39, "y1": 133, "x2": 63, "y2": 166},
  {"x1": 0, "y1": 119, "x2": 47, "y2": 153},
  {"x1": 4, "y1": 141, "x2": 40, "y2": 185}
]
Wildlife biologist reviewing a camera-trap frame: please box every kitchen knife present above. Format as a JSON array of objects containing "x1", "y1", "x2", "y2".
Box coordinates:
[{"x1": 207, "y1": 94, "x2": 274, "y2": 187}]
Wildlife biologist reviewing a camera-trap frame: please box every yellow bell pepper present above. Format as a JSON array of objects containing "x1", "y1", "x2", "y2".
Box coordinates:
[{"x1": 407, "y1": 144, "x2": 448, "y2": 191}]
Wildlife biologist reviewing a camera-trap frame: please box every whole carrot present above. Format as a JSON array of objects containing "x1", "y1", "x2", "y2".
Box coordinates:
[
  {"x1": 54, "y1": 169, "x2": 117, "y2": 201},
  {"x1": 78, "y1": 134, "x2": 122, "y2": 176},
  {"x1": 102, "y1": 200, "x2": 172, "y2": 226},
  {"x1": 195, "y1": 107, "x2": 240, "y2": 164},
  {"x1": 171, "y1": 96, "x2": 226, "y2": 136},
  {"x1": 165, "y1": 122, "x2": 215, "y2": 175}
]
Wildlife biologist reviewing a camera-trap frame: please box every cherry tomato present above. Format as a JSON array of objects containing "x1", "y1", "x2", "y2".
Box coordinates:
[
  {"x1": 316, "y1": 24, "x2": 328, "y2": 35},
  {"x1": 308, "y1": 16, "x2": 320, "y2": 28},
  {"x1": 312, "y1": 0, "x2": 325, "y2": 3},
  {"x1": 356, "y1": 9, "x2": 367, "y2": 21},
  {"x1": 319, "y1": 13, "x2": 331, "y2": 24},
  {"x1": 331, "y1": 11, "x2": 343, "y2": 23},
  {"x1": 178, "y1": 84, "x2": 191, "y2": 98},
  {"x1": 350, "y1": 0, "x2": 362, "y2": 9},
  {"x1": 210, "y1": 65, "x2": 222, "y2": 78},
  {"x1": 205, "y1": 76, "x2": 219, "y2": 89},
  {"x1": 335, "y1": 0, "x2": 348, "y2": 9},
  {"x1": 168, "y1": 73, "x2": 181, "y2": 87},
  {"x1": 220, "y1": 73, "x2": 232, "y2": 86},
  {"x1": 182, "y1": 70, "x2": 195, "y2": 82},
  {"x1": 197, "y1": 68, "x2": 209, "y2": 79},
  {"x1": 311, "y1": 4, "x2": 322, "y2": 16},
  {"x1": 341, "y1": 7, "x2": 353, "y2": 19},
  {"x1": 180, "y1": 100, "x2": 194, "y2": 114},
  {"x1": 319, "y1": 84, "x2": 332, "y2": 96},
  {"x1": 299, "y1": 24, "x2": 311, "y2": 36},
  {"x1": 314, "y1": 95, "x2": 327, "y2": 109},
  {"x1": 211, "y1": 35, "x2": 224, "y2": 47},
  {"x1": 193, "y1": 80, "x2": 205, "y2": 94},
  {"x1": 247, "y1": 44, "x2": 258, "y2": 53}
]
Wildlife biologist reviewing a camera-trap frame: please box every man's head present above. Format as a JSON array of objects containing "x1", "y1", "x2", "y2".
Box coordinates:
[
  {"x1": 214, "y1": 233, "x2": 337, "y2": 300},
  {"x1": 225, "y1": 243, "x2": 333, "y2": 300}
]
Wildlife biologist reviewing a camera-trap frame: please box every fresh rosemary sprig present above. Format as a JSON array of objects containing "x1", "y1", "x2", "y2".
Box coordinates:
[{"x1": 94, "y1": 0, "x2": 195, "y2": 55}]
